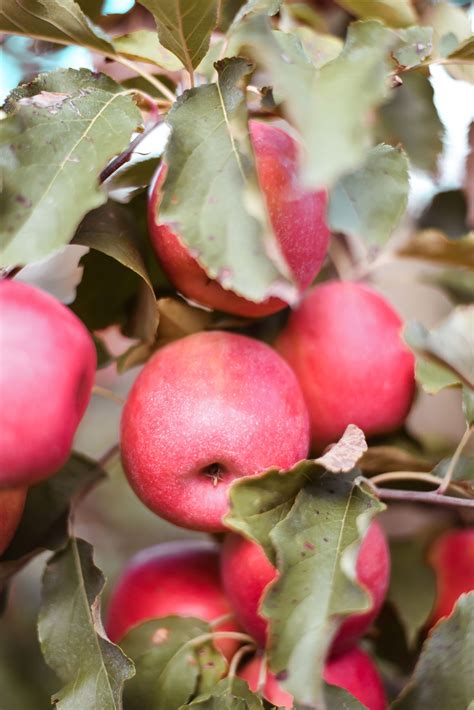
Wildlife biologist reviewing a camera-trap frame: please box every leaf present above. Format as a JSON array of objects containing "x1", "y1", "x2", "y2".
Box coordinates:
[
  {"x1": 422, "y1": 1, "x2": 474, "y2": 84},
  {"x1": 377, "y1": 72, "x2": 444, "y2": 174},
  {"x1": 414, "y1": 358, "x2": 461, "y2": 395},
  {"x1": 448, "y1": 35, "x2": 474, "y2": 62},
  {"x1": 112, "y1": 30, "x2": 183, "y2": 69},
  {"x1": 179, "y1": 676, "x2": 266, "y2": 709},
  {"x1": 393, "y1": 26, "x2": 433, "y2": 68},
  {"x1": 120, "y1": 617, "x2": 226, "y2": 710},
  {"x1": 38, "y1": 538, "x2": 135, "y2": 709},
  {"x1": 0, "y1": 68, "x2": 141, "y2": 267},
  {"x1": 262, "y1": 476, "x2": 385, "y2": 706},
  {"x1": 424, "y1": 269, "x2": 474, "y2": 305},
  {"x1": 314, "y1": 424, "x2": 368, "y2": 473},
  {"x1": 0, "y1": 454, "x2": 105, "y2": 590},
  {"x1": 388, "y1": 538, "x2": 437, "y2": 647},
  {"x1": 0, "y1": 0, "x2": 114, "y2": 53},
  {"x1": 292, "y1": 27, "x2": 343, "y2": 68},
  {"x1": 232, "y1": 0, "x2": 282, "y2": 25},
  {"x1": 393, "y1": 592, "x2": 474, "y2": 709},
  {"x1": 157, "y1": 56, "x2": 298, "y2": 305},
  {"x1": 432, "y1": 455, "x2": 474, "y2": 485},
  {"x1": 398, "y1": 230, "x2": 474, "y2": 269},
  {"x1": 328, "y1": 143, "x2": 409, "y2": 248},
  {"x1": 137, "y1": 0, "x2": 219, "y2": 74},
  {"x1": 325, "y1": 685, "x2": 367, "y2": 710},
  {"x1": 462, "y1": 388, "x2": 474, "y2": 427},
  {"x1": 333, "y1": 0, "x2": 417, "y2": 28}
]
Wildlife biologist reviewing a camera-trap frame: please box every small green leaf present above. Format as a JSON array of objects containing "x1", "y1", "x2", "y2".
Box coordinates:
[
  {"x1": 414, "y1": 358, "x2": 461, "y2": 395},
  {"x1": 112, "y1": 30, "x2": 183, "y2": 69},
  {"x1": 179, "y1": 676, "x2": 266, "y2": 709},
  {"x1": 333, "y1": 0, "x2": 417, "y2": 28},
  {"x1": 393, "y1": 592, "x2": 474, "y2": 709},
  {"x1": 39, "y1": 538, "x2": 135, "y2": 709},
  {"x1": 121, "y1": 617, "x2": 226, "y2": 710},
  {"x1": 0, "y1": 68, "x2": 141, "y2": 267},
  {"x1": 328, "y1": 143, "x2": 409, "y2": 248},
  {"x1": 137, "y1": 0, "x2": 219, "y2": 74}
]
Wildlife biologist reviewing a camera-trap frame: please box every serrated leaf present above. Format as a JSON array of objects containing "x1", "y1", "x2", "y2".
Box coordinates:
[
  {"x1": 137, "y1": 0, "x2": 219, "y2": 74},
  {"x1": 157, "y1": 56, "x2": 298, "y2": 305},
  {"x1": 393, "y1": 592, "x2": 474, "y2": 709},
  {"x1": 378, "y1": 72, "x2": 443, "y2": 174},
  {"x1": 0, "y1": 454, "x2": 105, "y2": 590},
  {"x1": 398, "y1": 229, "x2": 474, "y2": 269},
  {"x1": 0, "y1": 0, "x2": 114, "y2": 53},
  {"x1": 333, "y1": 0, "x2": 417, "y2": 28},
  {"x1": 179, "y1": 676, "x2": 266, "y2": 709},
  {"x1": 388, "y1": 538, "x2": 437, "y2": 647},
  {"x1": 39, "y1": 538, "x2": 134, "y2": 709},
  {"x1": 314, "y1": 424, "x2": 368, "y2": 473},
  {"x1": 121, "y1": 617, "x2": 226, "y2": 710},
  {"x1": 0, "y1": 68, "x2": 141, "y2": 267},
  {"x1": 328, "y1": 143, "x2": 409, "y2": 248},
  {"x1": 112, "y1": 30, "x2": 183, "y2": 69},
  {"x1": 258, "y1": 475, "x2": 384, "y2": 706}
]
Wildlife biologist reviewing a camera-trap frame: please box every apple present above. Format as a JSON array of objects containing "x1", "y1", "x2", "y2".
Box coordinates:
[
  {"x1": 148, "y1": 120, "x2": 329, "y2": 318},
  {"x1": 0, "y1": 280, "x2": 96, "y2": 487},
  {"x1": 106, "y1": 539, "x2": 240, "y2": 658},
  {"x1": 121, "y1": 331, "x2": 310, "y2": 532},
  {"x1": 238, "y1": 646, "x2": 387, "y2": 710},
  {"x1": 275, "y1": 281, "x2": 415, "y2": 450},
  {"x1": 427, "y1": 528, "x2": 474, "y2": 628},
  {"x1": 221, "y1": 521, "x2": 389, "y2": 655},
  {"x1": 0, "y1": 486, "x2": 27, "y2": 555}
]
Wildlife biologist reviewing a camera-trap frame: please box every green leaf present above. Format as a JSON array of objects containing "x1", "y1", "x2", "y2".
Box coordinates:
[
  {"x1": 328, "y1": 143, "x2": 409, "y2": 248},
  {"x1": 292, "y1": 27, "x2": 343, "y2": 68},
  {"x1": 137, "y1": 0, "x2": 219, "y2": 74},
  {"x1": 447, "y1": 35, "x2": 474, "y2": 61},
  {"x1": 121, "y1": 617, "x2": 226, "y2": 710},
  {"x1": 333, "y1": 0, "x2": 417, "y2": 28},
  {"x1": 0, "y1": 68, "x2": 141, "y2": 268},
  {"x1": 378, "y1": 72, "x2": 444, "y2": 174},
  {"x1": 263, "y1": 476, "x2": 384, "y2": 706},
  {"x1": 388, "y1": 538, "x2": 437, "y2": 647},
  {"x1": 414, "y1": 358, "x2": 461, "y2": 395},
  {"x1": 158, "y1": 56, "x2": 298, "y2": 305},
  {"x1": 325, "y1": 684, "x2": 366, "y2": 710},
  {"x1": 424, "y1": 269, "x2": 474, "y2": 305},
  {"x1": 38, "y1": 538, "x2": 135, "y2": 709},
  {"x1": 423, "y1": 1, "x2": 474, "y2": 84},
  {"x1": 112, "y1": 30, "x2": 183, "y2": 69},
  {"x1": 232, "y1": 0, "x2": 282, "y2": 25},
  {"x1": 179, "y1": 676, "x2": 266, "y2": 709},
  {"x1": 0, "y1": 454, "x2": 105, "y2": 590},
  {"x1": 0, "y1": 0, "x2": 114, "y2": 53},
  {"x1": 393, "y1": 592, "x2": 474, "y2": 709},
  {"x1": 393, "y1": 26, "x2": 433, "y2": 68},
  {"x1": 462, "y1": 387, "x2": 474, "y2": 427}
]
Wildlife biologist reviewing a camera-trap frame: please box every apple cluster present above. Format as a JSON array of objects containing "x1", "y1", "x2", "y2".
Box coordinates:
[{"x1": 1, "y1": 120, "x2": 473, "y2": 707}]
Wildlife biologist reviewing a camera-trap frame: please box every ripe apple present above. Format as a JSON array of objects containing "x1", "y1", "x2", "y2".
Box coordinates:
[
  {"x1": 148, "y1": 120, "x2": 329, "y2": 318},
  {"x1": 0, "y1": 486, "x2": 27, "y2": 555},
  {"x1": 106, "y1": 539, "x2": 240, "y2": 658},
  {"x1": 121, "y1": 331, "x2": 309, "y2": 532},
  {"x1": 427, "y1": 528, "x2": 474, "y2": 628},
  {"x1": 238, "y1": 646, "x2": 387, "y2": 710},
  {"x1": 221, "y1": 521, "x2": 389, "y2": 655},
  {"x1": 275, "y1": 281, "x2": 415, "y2": 449},
  {"x1": 0, "y1": 280, "x2": 96, "y2": 487}
]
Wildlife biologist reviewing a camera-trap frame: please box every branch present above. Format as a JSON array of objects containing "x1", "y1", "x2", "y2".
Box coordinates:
[
  {"x1": 374, "y1": 487, "x2": 474, "y2": 509},
  {"x1": 99, "y1": 113, "x2": 164, "y2": 184},
  {"x1": 437, "y1": 425, "x2": 473, "y2": 495}
]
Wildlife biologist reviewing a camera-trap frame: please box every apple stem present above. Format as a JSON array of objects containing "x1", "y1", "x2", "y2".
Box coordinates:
[
  {"x1": 209, "y1": 613, "x2": 235, "y2": 629},
  {"x1": 436, "y1": 425, "x2": 473, "y2": 495},
  {"x1": 228, "y1": 644, "x2": 256, "y2": 678},
  {"x1": 187, "y1": 631, "x2": 256, "y2": 649},
  {"x1": 257, "y1": 652, "x2": 268, "y2": 694}
]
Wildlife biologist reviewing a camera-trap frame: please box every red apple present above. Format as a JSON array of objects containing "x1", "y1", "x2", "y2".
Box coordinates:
[
  {"x1": 238, "y1": 646, "x2": 387, "y2": 710},
  {"x1": 275, "y1": 281, "x2": 415, "y2": 449},
  {"x1": 148, "y1": 120, "x2": 329, "y2": 318},
  {"x1": 121, "y1": 331, "x2": 309, "y2": 532},
  {"x1": 221, "y1": 521, "x2": 389, "y2": 655},
  {"x1": 427, "y1": 528, "x2": 474, "y2": 628},
  {"x1": 0, "y1": 486, "x2": 27, "y2": 555},
  {"x1": 0, "y1": 280, "x2": 96, "y2": 487},
  {"x1": 106, "y1": 540, "x2": 240, "y2": 659}
]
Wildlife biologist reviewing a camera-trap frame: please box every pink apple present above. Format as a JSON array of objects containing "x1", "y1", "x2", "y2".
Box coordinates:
[
  {"x1": 221, "y1": 521, "x2": 389, "y2": 655},
  {"x1": 238, "y1": 646, "x2": 387, "y2": 710},
  {"x1": 275, "y1": 281, "x2": 415, "y2": 449},
  {"x1": 427, "y1": 528, "x2": 474, "y2": 628},
  {"x1": 121, "y1": 331, "x2": 309, "y2": 532},
  {"x1": 106, "y1": 540, "x2": 240, "y2": 659},
  {"x1": 0, "y1": 486, "x2": 27, "y2": 555},
  {"x1": 148, "y1": 120, "x2": 329, "y2": 318},
  {"x1": 0, "y1": 280, "x2": 96, "y2": 487}
]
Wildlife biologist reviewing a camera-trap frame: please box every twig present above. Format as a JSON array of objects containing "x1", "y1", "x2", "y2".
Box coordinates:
[
  {"x1": 228, "y1": 644, "x2": 256, "y2": 678},
  {"x1": 209, "y1": 613, "x2": 235, "y2": 629},
  {"x1": 113, "y1": 55, "x2": 176, "y2": 102},
  {"x1": 373, "y1": 487, "x2": 474, "y2": 509},
  {"x1": 99, "y1": 114, "x2": 164, "y2": 184},
  {"x1": 371, "y1": 471, "x2": 451, "y2": 488},
  {"x1": 437, "y1": 425, "x2": 473, "y2": 495},
  {"x1": 92, "y1": 385, "x2": 125, "y2": 406}
]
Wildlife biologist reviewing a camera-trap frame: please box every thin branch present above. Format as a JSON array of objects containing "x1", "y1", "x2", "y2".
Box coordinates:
[
  {"x1": 437, "y1": 425, "x2": 473, "y2": 495},
  {"x1": 209, "y1": 613, "x2": 235, "y2": 629},
  {"x1": 99, "y1": 113, "x2": 164, "y2": 184},
  {"x1": 228, "y1": 644, "x2": 255, "y2": 678},
  {"x1": 109, "y1": 55, "x2": 177, "y2": 102},
  {"x1": 371, "y1": 471, "x2": 450, "y2": 487},
  {"x1": 374, "y1": 487, "x2": 474, "y2": 509},
  {"x1": 92, "y1": 385, "x2": 125, "y2": 406}
]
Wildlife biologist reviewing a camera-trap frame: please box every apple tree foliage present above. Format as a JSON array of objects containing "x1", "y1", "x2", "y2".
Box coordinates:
[{"x1": 0, "y1": 0, "x2": 473, "y2": 709}]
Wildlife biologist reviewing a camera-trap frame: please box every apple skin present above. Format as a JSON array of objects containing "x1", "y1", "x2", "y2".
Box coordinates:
[
  {"x1": 121, "y1": 331, "x2": 310, "y2": 532},
  {"x1": 238, "y1": 646, "x2": 387, "y2": 710},
  {"x1": 221, "y1": 521, "x2": 389, "y2": 655},
  {"x1": 275, "y1": 281, "x2": 415, "y2": 450},
  {"x1": 148, "y1": 120, "x2": 329, "y2": 318},
  {"x1": 0, "y1": 486, "x2": 27, "y2": 555},
  {"x1": 106, "y1": 540, "x2": 240, "y2": 659},
  {"x1": 0, "y1": 280, "x2": 96, "y2": 487},
  {"x1": 427, "y1": 528, "x2": 474, "y2": 628}
]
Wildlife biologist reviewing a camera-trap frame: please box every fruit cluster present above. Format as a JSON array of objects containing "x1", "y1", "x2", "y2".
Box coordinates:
[{"x1": 1, "y1": 121, "x2": 472, "y2": 709}]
